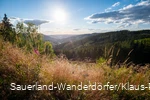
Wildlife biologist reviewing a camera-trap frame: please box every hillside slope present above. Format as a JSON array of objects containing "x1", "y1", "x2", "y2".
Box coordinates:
[
  {"x1": 1, "y1": 38, "x2": 150, "y2": 100},
  {"x1": 55, "y1": 30, "x2": 150, "y2": 64},
  {"x1": 43, "y1": 34, "x2": 92, "y2": 46}
]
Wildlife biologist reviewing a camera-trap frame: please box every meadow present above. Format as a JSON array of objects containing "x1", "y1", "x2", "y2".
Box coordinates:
[{"x1": 0, "y1": 39, "x2": 150, "y2": 100}]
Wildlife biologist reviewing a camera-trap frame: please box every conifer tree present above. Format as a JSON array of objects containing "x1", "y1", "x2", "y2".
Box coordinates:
[{"x1": 1, "y1": 14, "x2": 14, "y2": 41}]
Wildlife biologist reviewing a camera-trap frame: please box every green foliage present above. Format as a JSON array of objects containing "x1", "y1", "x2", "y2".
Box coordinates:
[
  {"x1": 0, "y1": 14, "x2": 16, "y2": 43},
  {"x1": 134, "y1": 38, "x2": 150, "y2": 47},
  {"x1": 131, "y1": 38, "x2": 150, "y2": 63},
  {"x1": 0, "y1": 14, "x2": 54, "y2": 57},
  {"x1": 26, "y1": 22, "x2": 38, "y2": 33},
  {"x1": 55, "y1": 30, "x2": 150, "y2": 64},
  {"x1": 44, "y1": 41, "x2": 54, "y2": 56},
  {"x1": 96, "y1": 57, "x2": 106, "y2": 65}
]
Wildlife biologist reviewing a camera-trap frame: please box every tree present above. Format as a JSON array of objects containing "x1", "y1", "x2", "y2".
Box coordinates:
[
  {"x1": 1, "y1": 14, "x2": 13, "y2": 40},
  {"x1": 2, "y1": 14, "x2": 12, "y2": 28},
  {"x1": 0, "y1": 14, "x2": 16, "y2": 43},
  {"x1": 26, "y1": 22, "x2": 38, "y2": 33},
  {"x1": 16, "y1": 22, "x2": 25, "y2": 34},
  {"x1": 44, "y1": 41, "x2": 54, "y2": 56}
]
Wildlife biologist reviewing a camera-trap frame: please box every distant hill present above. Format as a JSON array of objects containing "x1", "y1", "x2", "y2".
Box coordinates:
[
  {"x1": 43, "y1": 34, "x2": 60, "y2": 45},
  {"x1": 54, "y1": 30, "x2": 150, "y2": 64},
  {"x1": 55, "y1": 30, "x2": 150, "y2": 49},
  {"x1": 43, "y1": 34, "x2": 92, "y2": 46},
  {"x1": 48, "y1": 34, "x2": 75, "y2": 39}
]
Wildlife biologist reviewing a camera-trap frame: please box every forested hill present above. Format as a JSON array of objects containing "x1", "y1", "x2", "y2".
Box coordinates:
[
  {"x1": 43, "y1": 34, "x2": 92, "y2": 46},
  {"x1": 54, "y1": 30, "x2": 150, "y2": 64}
]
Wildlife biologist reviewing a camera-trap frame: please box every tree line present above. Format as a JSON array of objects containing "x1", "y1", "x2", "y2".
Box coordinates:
[{"x1": 55, "y1": 30, "x2": 150, "y2": 64}]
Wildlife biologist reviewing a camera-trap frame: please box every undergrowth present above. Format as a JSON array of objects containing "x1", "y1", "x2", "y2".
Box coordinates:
[{"x1": 0, "y1": 39, "x2": 150, "y2": 100}]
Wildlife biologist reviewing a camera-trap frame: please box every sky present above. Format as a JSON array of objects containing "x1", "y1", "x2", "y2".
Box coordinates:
[{"x1": 0, "y1": 0, "x2": 150, "y2": 35}]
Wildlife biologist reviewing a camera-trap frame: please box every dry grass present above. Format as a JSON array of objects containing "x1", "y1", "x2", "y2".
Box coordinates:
[
  {"x1": 0, "y1": 40, "x2": 150, "y2": 100},
  {"x1": 40, "y1": 58, "x2": 105, "y2": 83}
]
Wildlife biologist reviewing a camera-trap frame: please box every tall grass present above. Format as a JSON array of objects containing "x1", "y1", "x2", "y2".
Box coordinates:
[{"x1": 0, "y1": 39, "x2": 150, "y2": 100}]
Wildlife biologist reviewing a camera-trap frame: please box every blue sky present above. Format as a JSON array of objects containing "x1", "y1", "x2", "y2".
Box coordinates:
[{"x1": 0, "y1": 0, "x2": 150, "y2": 35}]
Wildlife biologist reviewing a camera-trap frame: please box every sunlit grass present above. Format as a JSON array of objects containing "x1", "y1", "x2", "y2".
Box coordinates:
[{"x1": 0, "y1": 39, "x2": 150, "y2": 99}]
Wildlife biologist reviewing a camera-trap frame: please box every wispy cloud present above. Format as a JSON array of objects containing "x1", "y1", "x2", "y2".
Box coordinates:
[
  {"x1": 105, "y1": 2, "x2": 120, "y2": 12},
  {"x1": 73, "y1": 28, "x2": 80, "y2": 31},
  {"x1": 105, "y1": 7, "x2": 112, "y2": 12},
  {"x1": 88, "y1": 29, "x2": 95, "y2": 31},
  {"x1": 112, "y1": 2, "x2": 120, "y2": 7},
  {"x1": 85, "y1": 0, "x2": 150, "y2": 28},
  {"x1": 10, "y1": 17, "x2": 23, "y2": 21}
]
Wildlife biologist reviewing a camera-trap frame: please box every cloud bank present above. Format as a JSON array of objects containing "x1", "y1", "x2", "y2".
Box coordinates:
[
  {"x1": 24, "y1": 19, "x2": 50, "y2": 26},
  {"x1": 10, "y1": 17, "x2": 52, "y2": 26},
  {"x1": 85, "y1": 0, "x2": 150, "y2": 28}
]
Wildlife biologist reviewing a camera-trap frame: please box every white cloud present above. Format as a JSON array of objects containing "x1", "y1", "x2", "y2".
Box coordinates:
[
  {"x1": 73, "y1": 28, "x2": 80, "y2": 31},
  {"x1": 88, "y1": 29, "x2": 95, "y2": 31},
  {"x1": 112, "y1": 2, "x2": 120, "y2": 7},
  {"x1": 23, "y1": 19, "x2": 51, "y2": 26},
  {"x1": 85, "y1": 0, "x2": 150, "y2": 28},
  {"x1": 9, "y1": 17, "x2": 52, "y2": 26},
  {"x1": 105, "y1": 2, "x2": 120, "y2": 12},
  {"x1": 10, "y1": 17, "x2": 23, "y2": 21},
  {"x1": 105, "y1": 7, "x2": 112, "y2": 12},
  {"x1": 9, "y1": 17, "x2": 26, "y2": 27}
]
